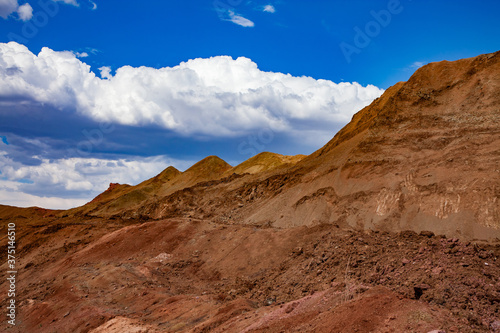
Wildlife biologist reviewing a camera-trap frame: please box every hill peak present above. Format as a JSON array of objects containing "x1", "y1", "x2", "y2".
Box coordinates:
[
  {"x1": 88, "y1": 182, "x2": 131, "y2": 204},
  {"x1": 230, "y1": 152, "x2": 306, "y2": 175},
  {"x1": 185, "y1": 155, "x2": 232, "y2": 175},
  {"x1": 154, "y1": 166, "x2": 181, "y2": 182}
]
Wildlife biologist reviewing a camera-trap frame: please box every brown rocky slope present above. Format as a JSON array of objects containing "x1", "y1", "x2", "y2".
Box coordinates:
[
  {"x1": 84, "y1": 51, "x2": 500, "y2": 241},
  {"x1": 238, "y1": 51, "x2": 500, "y2": 239}
]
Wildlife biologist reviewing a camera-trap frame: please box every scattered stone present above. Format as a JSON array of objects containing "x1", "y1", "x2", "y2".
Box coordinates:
[
  {"x1": 265, "y1": 297, "x2": 276, "y2": 306},
  {"x1": 292, "y1": 247, "x2": 303, "y2": 255},
  {"x1": 479, "y1": 252, "x2": 489, "y2": 259},
  {"x1": 151, "y1": 253, "x2": 173, "y2": 262},
  {"x1": 432, "y1": 267, "x2": 443, "y2": 275}
]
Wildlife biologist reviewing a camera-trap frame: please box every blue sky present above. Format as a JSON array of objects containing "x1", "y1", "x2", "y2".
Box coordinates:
[{"x1": 0, "y1": 0, "x2": 499, "y2": 209}]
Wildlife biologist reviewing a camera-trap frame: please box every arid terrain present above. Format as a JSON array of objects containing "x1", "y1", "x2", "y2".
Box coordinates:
[{"x1": 1, "y1": 51, "x2": 499, "y2": 332}]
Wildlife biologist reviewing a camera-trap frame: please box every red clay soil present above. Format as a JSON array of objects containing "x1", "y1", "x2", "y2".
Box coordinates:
[{"x1": 0, "y1": 215, "x2": 499, "y2": 332}]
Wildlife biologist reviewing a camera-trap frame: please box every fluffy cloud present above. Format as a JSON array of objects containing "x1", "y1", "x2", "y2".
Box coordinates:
[
  {"x1": 263, "y1": 5, "x2": 275, "y2": 13},
  {"x1": 0, "y1": 0, "x2": 32, "y2": 21},
  {"x1": 98, "y1": 65, "x2": 112, "y2": 79},
  {"x1": 0, "y1": 42, "x2": 383, "y2": 138},
  {"x1": 0, "y1": 150, "x2": 194, "y2": 209},
  {"x1": 17, "y1": 3, "x2": 32, "y2": 20}
]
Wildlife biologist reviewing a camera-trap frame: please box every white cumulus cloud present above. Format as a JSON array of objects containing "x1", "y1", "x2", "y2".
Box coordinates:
[
  {"x1": 0, "y1": 42, "x2": 383, "y2": 137},
  {"x1": 263, "y1": 5, "x2": 275, "y2": 13},
  {"x1": 17, "y1": 2, "x2": 32, "y2": 20},
  {"x1": 0, "y1": 42, "x2": 386, "y2": 210}
]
